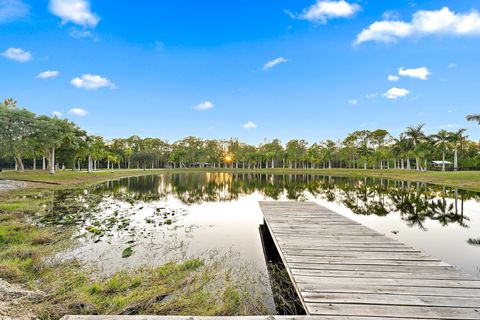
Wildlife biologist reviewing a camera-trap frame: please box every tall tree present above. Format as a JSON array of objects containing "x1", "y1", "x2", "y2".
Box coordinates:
[
  {"x1": 450, "y1": 129, "x2": 467, "y2": 171},
  {"x1": 404, "y1": 124, "x2": 426, "y2": 170},
  {"x1": 0, "y1": 99, "x2": 37, "y2": 171},
  {"x1": 431, "y1": 130, "x2": 451, "y2": 172}
]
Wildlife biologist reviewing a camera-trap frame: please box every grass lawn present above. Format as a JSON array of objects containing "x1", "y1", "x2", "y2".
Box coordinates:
[{"x1": 1, "y1": 168, "x2": 480, "y2": 192}]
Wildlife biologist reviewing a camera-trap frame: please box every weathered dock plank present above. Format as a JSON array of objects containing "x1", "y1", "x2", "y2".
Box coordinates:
[{"x1": 259, "y1": 201, "x2": 480, "y2": 319}]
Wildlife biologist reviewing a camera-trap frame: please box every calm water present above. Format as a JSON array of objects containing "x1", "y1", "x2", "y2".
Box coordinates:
[{"x1": 48, "y1": 172, "x2": 480, "y2": 279}]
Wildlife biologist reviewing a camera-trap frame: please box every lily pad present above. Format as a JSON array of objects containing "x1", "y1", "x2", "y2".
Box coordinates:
[{"x1": 122, "y1": 247, "x2": 134, "y2": 258}]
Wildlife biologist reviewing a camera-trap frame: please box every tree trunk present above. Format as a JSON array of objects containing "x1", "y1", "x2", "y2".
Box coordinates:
[
  {"x1": 33, "y1": 157, "x2": 36, "y2": 170},
  {"x1": 14, "y1": 155, "x2": 25, "y2": 172},
  {"x1": 442, "y1": 151, "x2": 446, "y2": 172},
  {"x1": 454, "y1": 146, "x2": 458, "y2": 171},
  {"x1": 42, "y1": 157, "x2": 46, "y2": 170},
  {"x1": 88, "y1": 155, "x2": 93, "y2": 173},
  {"x1": 49, "y1": 147, "x2": 55, "y2": 174}
]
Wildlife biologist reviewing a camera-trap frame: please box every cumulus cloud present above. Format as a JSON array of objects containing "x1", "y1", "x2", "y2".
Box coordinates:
[
  {"x1": 448, "y1": 63, "x2": 457, "y2": 69},
  {"x1": 49, "y1": 0, "x2": 99, "y2": 28},
  {"x1": 388, "y1": 75, "x2": 399, "y2": 81},
  {"x1": 52, "y1": 111, "x2": 62, "y2": 118},
  {"x1": 71, "y1": 74, "x2": 116, "y2": 90},
  {"x1": 356, "y1": 7, "x2": 480, "y2": 45},
  {"x1": 242, "y1": 121, "x2": 257, "y2": 129},
  {"x1": 37, "y1": 70, "x2": 59, "y2": 79},
  {"x1": 195, "y1": 101, "x2": 214, "y2": 111},
  {"x1": 383, "y1": 87, "x2": 410, "y2": 99},
  {"x1": 1, "y1": 47, "x2": 31, "y2": 62},
  {"x1": 398, "y1": 67, "x2": 431, "y2": 80},
  {"x1": 263, "y1": 57, "x2": 288, "y2": 70},
  {"x1": 0, "y1": 0, "x2": 29, "y2": 23},
  {"x1": 348, "y1": 99, "x2": 358, "y2": 105},
  {"x1": 68, "y1": 108, "x2": 88, "y2": 116},
  {"x1": 299, "y1": 0, "x2": 360, "y2": 23},
  {"x1": 365, "y1": 93, "x2": 378, "y2": 98}
]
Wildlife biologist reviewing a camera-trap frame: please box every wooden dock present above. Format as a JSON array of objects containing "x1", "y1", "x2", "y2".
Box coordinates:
[{"x1": 259, "y1": 201, "x2": 480, "y2": 320}]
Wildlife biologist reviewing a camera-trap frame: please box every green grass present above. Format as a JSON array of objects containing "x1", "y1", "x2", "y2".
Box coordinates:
[
  {"x1": 0, "y1": 175, "x2": 270, "y2": 319},
  {"x1": 0, "y1": 202, "x2": 24, "y2": 211}
]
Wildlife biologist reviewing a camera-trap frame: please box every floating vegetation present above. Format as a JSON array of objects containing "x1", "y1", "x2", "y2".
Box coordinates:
[
  {"x1": 467, "y1": 238, "x2": 480, "y2": 246},
  {"x1": 122, "y1": 247, "x2": 134, "y2": 258}
]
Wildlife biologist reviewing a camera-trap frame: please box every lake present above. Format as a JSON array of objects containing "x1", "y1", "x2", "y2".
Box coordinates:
[{"x1": 45, "y1": 172, "x2": 480, "y2": 310}]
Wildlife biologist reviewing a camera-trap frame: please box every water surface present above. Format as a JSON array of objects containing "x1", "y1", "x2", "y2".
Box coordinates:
[{"x1": 48, "y1": 173, "x2": 480, "y2": 278}]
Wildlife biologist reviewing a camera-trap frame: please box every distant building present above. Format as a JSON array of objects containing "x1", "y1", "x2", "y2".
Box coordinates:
[{"x1": 430, "y1": 160, "x2": 453, "y2": 169}]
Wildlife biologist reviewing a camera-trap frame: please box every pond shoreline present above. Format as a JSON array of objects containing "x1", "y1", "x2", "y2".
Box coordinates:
[
  {"x1": 1, "y1": 171, "x2": 480, "y2": 319},
  {"x1": 1, "y1": 168, "x2": 480, "y2": 192}
]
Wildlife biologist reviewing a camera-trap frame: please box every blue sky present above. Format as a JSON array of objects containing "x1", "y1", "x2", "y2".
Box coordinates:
[{"x1": 1, "y1": 0, "x2": 479, "y2": 143}]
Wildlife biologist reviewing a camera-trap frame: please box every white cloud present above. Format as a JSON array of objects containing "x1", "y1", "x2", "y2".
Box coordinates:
[
  {"x1": 299, "y1": 0, "x2": 361, "y2": 23},
  {"x1": 52, "y1": 111, "x2": 62, "y2": 118},
  {"x1": 448, "y1": 63, "x2": 457, "y2": 69},
  {"x1": 242, "y1": 121, "x2": 257, "y2": 129},
  {"x1": 68, "y1": 108, "x2": 88, "y2": 116},
  {"x1": 263, "y1": 57, "x2": 288, "y2": 70},
  {"x1": 69, "y1": 28, "x2": 93, "y2": 38},
  {"x1": 388, "y1": 75, "x2": 399, "y2": 81},
  {"x1": 37, "y1": 70, "x2": 59, "y2": 79},
  {"x1": 382, "y1": 10, "x2": 400, "y2": 20},
  {"x1": 356, "y1": 7, "x2": 480, "y2": 45},
  {"x1": 398, "y1": 67, "x2": 431, "y2": 80},
  {"x1": 383, "y1": 87, "x2": 410, "y2": 99},
  {"x1": 348, "y1": 99, "x2": 358, "y2": 105},
  {"x1": 440, "y1": 124, "x2": 458, "y2": 129},
  {"x1": 0, "y1": 0, "x2": 29, "y2": 23},
  {"x1": 1, "y1": 47, "x2": 31, "y2": 62},
  {"x1": 70, "y1": 74, "x2": 116, "y2": 90},
  {"x1": 49, "y1": 0, "x2": 99, "y2": 28},
  {"x1": 195, "y1": 101, "x2": 214, "y2": 111},
  {"x1": 365, "y1": 93, "x2": 378, "y2": 98}
]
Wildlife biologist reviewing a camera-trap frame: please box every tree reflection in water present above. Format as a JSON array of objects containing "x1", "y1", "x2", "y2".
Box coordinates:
[{"x1": 90, "y1": 173, "x2": 479, "y2": 230}]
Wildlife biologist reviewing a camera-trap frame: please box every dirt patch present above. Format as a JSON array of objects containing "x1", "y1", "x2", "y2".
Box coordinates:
[
  {"x1": 0, "y1": 180, "x2": 27, "y2": 191},
  {"x1": 0, "y1": 279, "x2": 45, "y2": 319},
  {"x1": 0, "y1": 179, "x2": 53, "y2": 193}
]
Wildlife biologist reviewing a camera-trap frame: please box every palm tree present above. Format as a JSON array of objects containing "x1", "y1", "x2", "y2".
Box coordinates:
[
  {"x1": 450, "y1": 129, "x2": 467, "y2": 171},
  {"x1": 404, "y1": 124, "x2": 426, "y2": 170},
  {"x1": 466, "y1": 114, "x2": 480, "y2": 125},
  {"x1": 431, "y1": 129, "x2": 451, "y2": 172}
]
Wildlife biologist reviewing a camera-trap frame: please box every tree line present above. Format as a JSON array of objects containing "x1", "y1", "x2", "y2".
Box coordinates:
[{"x1": 1, "y1": 98, "x2": 479, "y2": 173}]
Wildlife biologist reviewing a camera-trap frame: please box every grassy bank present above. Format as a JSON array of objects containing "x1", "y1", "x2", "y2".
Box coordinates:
[
  {"x1": 1, "y1": 168, "x2": 480, "y2": 192},
  {"x1": 0, "y1": 170, "x2": 270, "y2": 319}
]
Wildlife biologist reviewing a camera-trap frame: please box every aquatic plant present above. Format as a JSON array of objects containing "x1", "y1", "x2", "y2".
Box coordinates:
[{"x1": 467, "y1": 238, "x2": 480, "y2": 245}]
